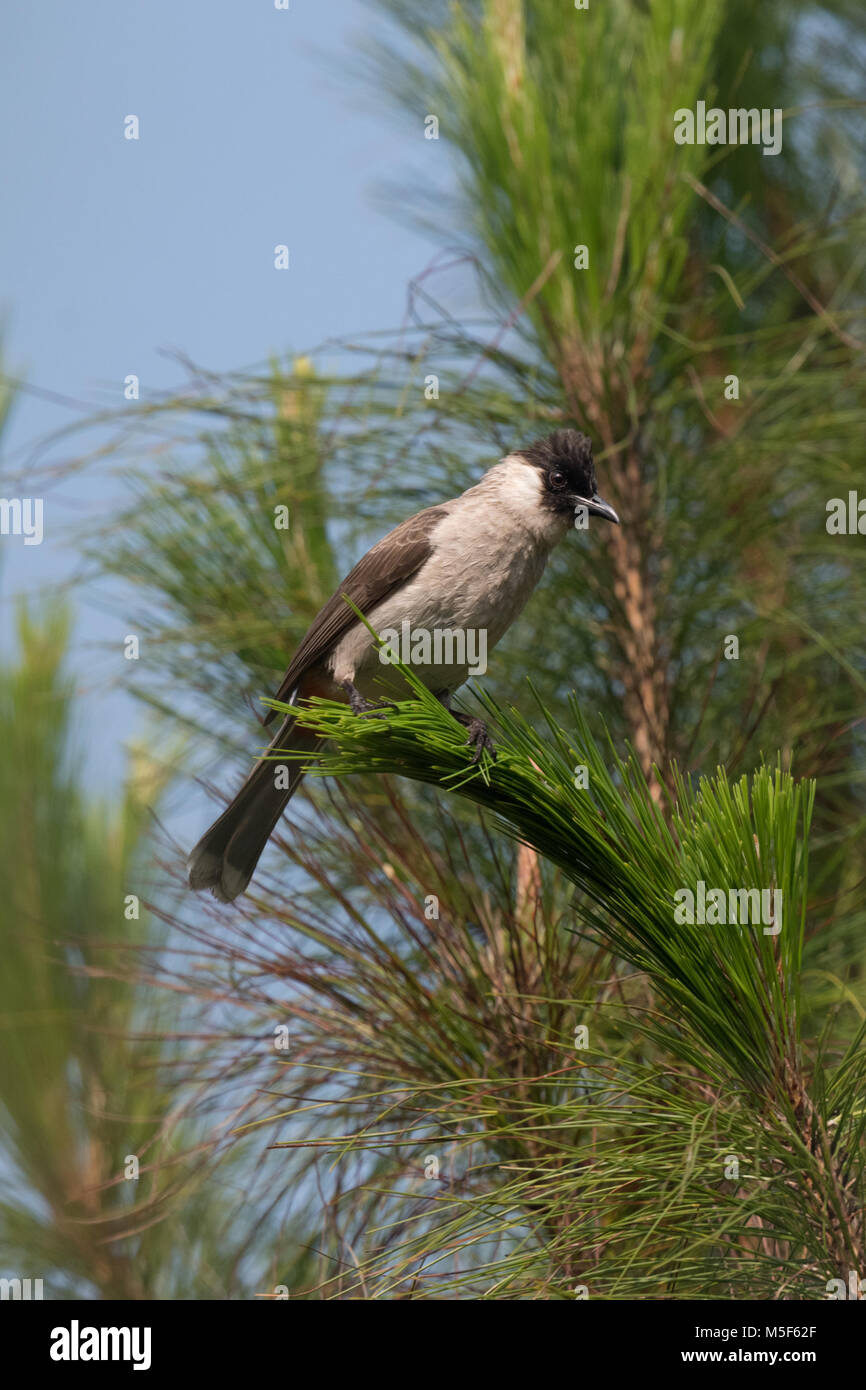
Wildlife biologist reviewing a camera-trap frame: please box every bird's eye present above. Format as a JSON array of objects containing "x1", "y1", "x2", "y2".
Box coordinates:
[{"x1": 548, "y1": 470, "x2": 567, "y2": 491}]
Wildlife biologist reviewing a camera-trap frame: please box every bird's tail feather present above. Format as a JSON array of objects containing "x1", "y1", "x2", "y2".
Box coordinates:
[{"x1": 188, "y1": 714, "x2": 323, "y2": 903}]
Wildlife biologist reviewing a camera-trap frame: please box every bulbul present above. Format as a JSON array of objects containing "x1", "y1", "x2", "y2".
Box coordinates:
[{"x1": 188, "y1": 429, "x2": 619, "y2": 902}]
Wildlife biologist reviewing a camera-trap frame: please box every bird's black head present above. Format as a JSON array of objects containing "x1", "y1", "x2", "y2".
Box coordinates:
[{"x1": 517, "y1": 429, "x2": 619, "y2": 524}]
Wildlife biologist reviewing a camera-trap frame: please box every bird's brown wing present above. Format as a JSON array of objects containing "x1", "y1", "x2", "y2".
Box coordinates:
[{"x1": 263, "y1": 503, "x2": 451, "y2": 724}]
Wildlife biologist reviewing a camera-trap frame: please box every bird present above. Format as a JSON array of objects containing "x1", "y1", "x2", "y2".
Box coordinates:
[{"x1": 188, "y1": 429, "x2": 619, "y2": 902}]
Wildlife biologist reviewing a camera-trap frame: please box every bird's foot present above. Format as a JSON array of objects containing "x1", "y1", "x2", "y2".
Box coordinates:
[
  {"x1": 342, "y1": 680, "x2": 396, "y2": 719},
  {"x1": 450, "y1": 710, "x2": 497, "y2": 764}
]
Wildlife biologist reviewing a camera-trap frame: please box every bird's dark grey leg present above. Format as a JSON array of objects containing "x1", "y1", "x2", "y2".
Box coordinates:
[
  {"x1": 341, "y1": 679, "x2": 395, "y2": 718},
  {"x1": 435, "y1": 690, "x2": 496, "y2": 763}
]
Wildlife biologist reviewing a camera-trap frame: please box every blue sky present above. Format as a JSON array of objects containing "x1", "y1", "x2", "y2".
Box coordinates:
[{"x1": 0, "y1": 0, "x2": 444, "y2": 788}]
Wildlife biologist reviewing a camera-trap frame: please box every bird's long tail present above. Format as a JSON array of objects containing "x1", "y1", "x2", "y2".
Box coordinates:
[{"x1": 188, "y1": 713, "x2": 323, "y2": 903}]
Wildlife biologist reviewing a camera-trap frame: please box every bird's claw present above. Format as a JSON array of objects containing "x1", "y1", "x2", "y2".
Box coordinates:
[
  {"x1": 361, "y1": 700, "x2": 397, "y2": 721},
  {"x1": 343, "y1": 681, "x2": 396, "y2": 719},
  {"x1": 460, "y1": 715, "x2": 497, "y2": 764}
]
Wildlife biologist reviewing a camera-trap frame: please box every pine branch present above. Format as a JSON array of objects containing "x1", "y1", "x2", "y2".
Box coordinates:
[{"x1": 282, "y1": 679, "x2": 863, "y2": 1284}]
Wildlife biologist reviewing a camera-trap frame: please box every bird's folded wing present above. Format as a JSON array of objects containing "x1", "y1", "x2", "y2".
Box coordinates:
[{"x1": 263, "y1": 503, "x2": 451, "y2": 722}]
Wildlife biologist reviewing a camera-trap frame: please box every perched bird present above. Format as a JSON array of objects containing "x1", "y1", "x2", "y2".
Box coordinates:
[{"x1": 188, "y1": 429, "x2": 619, "y2": 902}]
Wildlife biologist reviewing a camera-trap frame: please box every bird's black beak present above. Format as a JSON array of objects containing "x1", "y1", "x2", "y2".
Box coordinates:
[{"x1": 581, "y1": 493, "x2": 620, "y2": 525}]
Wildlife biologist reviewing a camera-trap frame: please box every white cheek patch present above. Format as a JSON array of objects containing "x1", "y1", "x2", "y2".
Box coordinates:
[{"x1": 496, "y1": 455, "x2": 544, "y2": 508}]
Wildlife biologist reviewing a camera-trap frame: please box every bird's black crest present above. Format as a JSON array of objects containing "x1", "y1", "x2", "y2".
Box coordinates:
[{"x1": 517, "y1": 429, "x2": 597, "y2": 504}]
